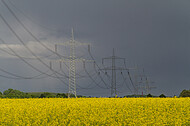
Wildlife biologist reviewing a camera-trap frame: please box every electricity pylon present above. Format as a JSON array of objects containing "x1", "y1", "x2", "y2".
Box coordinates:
[
  {"x1": 134, "y1": 67, "x2": 156, "y2": 95},
  {"x1": 100, "y1": 48, "x2": 130, "y2": 97},
  {"x1": 54, "y1": 28, "x2": 92, "y2": 98},
  {"x1": 143, "y1": 77, "x2": 156, "y2": 95},
  {"x1": 134, "y1": 65, "x2": 141, "y2": 95},
  {"x1": 138, "y1": 76, "x2": 156, "y2": 95},
  {"x1": 134, "y1": 74, "x2": 147, "y2": 95}
]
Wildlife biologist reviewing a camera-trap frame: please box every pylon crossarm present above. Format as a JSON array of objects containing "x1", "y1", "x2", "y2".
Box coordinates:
[
  {"x1": 54, "y1": 59, "x2": 70, "y2": 62},
  {"x1": 52, "y1": 28, "x2": 94, "y2": 98},
  {"x1": 82, "y1": 59, "x2": 94, "y2": 62},
  {"x1": 114, "y1": 56, "x2": 125, "y2": 60},
  {"x1": 56, "y1": 40, "x2": 90, "y2": 46},
  {"x1": 56, "y1": 41, "x2": 70, "y2": 46},
  {"x1": 102, "y1": 56, "x2": 125, "y2": 61},
  {"x1": 74, "y1": 40, "x2": 90, "y2": 46},
  {"x1": 115, "y1": 67, "x2": 129, "y2": 70},
  {"x1": 54, "y1": 58, "x2": 91, "y2": 63}
]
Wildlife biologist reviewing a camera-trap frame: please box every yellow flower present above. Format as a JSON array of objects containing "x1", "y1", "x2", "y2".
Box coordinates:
[{"x1": 0, "y1": 98, "x2": 189, "y2": 125}]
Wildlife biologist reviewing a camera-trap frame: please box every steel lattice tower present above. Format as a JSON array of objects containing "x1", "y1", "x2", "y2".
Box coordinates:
[
  {"x1": 101, "y1": 48, "x2": 128, "y2": 97},
  {"x1": 54, "y1": 28, "x2": 92, "y2": 98},
  {"x1": 69, "y1": 28, "x2": 76, "y2": 97}
]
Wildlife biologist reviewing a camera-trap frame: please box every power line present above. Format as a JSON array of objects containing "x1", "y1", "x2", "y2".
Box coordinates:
[
  {"x1": 52, "y1": 29, "x2": 94, "y2": 97},
  {"x1": 0, "y1": 38, "x2": 68, "y2": 87},
  {"x1": 6, "y1": 0, "x2": 70, "y2": 37},
  {"x1": 84, "y1": 61, "x2": 110, "y2": 89},
  {"x1": 1, "y1": 1, "x2": 110, "y2": 95},
  {"x1": 0, "y1": 43, "x2": 54, "y2": 60},
  {"x1": 138, "y1": 76, "x2": 156, "y2": 95},
  {"x1": 0, "y1": 38, "x2": 53, "y2": 78},
  {"x1": 123, "y1": 59, "x2": 136, "y2": 93},
  {"x1": 0, "y1": 0, "x2": 154, "y2": 97},
  {"x1": 1, "y1": 0, "x2": 76, "y2": 81},
  {"x1": 0, "y1": 38, "x2": 69, "y2": 80},
  {"x1": 58, "y1": 58, "x2": 94, "y2": 79},
  {"x1": 121, "y1": 73, "x2": 133, "y2": 94},
  {"x1": 1, "y1": 0, "x2": 68, "y2": 59},
  {"x1": 0, "y1": 66, "x2": 50, "y2": 79},
  {"x1": 0, "y1": 0, "x2": 70, "y2": 78},
  {"x1": 76, "y1": 73, "x2": 100, "y2": 90},
  {"x1": 88, "y1": 46, "x2": 110, "y2": 88},
  {"x1": 0, "y1": 13, "x2": 67, "y2": 78},
  {"x1": 0, "y1": 3, "x2": 76, "y2": 90},
  {"x1": 100, "y1": 48, "x2": 132, "y2": 97}
]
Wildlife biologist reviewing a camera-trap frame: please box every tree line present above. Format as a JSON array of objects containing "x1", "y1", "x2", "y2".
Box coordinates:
[
  {"x1": 0, "y1": 88, "x2": 190, "y2": 98},
  {"x1": 179, "y1": 89, "x2": 190, "y2": 97},
  {"x1": 0, "y1": 88, "x2": 73, "y2": 98}
]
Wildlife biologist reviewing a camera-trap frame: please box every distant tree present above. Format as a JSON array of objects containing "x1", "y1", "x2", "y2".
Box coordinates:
[
  {"x1": 159, "y1": 94, "x2": 166, "y2": 98},
  {"x1": 3, "y1": 88, "x2": 29, "y2": 98},
  {"x1": 39, "y1": 93, "x2": 46, "y2": 98},
  {"x1": 147, "y1": 94, "x2": 153, "y2": 97},
  {"x1": 56, "y1": 93, "x2": 67, "y2": 98},
  {"x1": 56, "y1": 93, "x2": 61, "y2": 97},
  {"x1": 3, "y1": 88, "x2": 14, "y2": 95},
  {"x1": 179, "y1": 90, "x2": 190, "y2": 97},
  {"x1": 76, "y1": 95, "x2": 82, "y2": 98},
  {"x1": 23, "y1": 93, "x2": 31, "y2": 98},
  {"x1": 0, "y1": 91, "x2": 2, "y2": 98},
  {"x1": 39, "y1": 92, "x2": 55, "y2": 98},
  {"x1": 31, "y1": 95, "x2": 38, "y2": 98},
  {"x1": 77, "y1": 95, "x2": 86, "y2": 98},
  {"x1": 62, "y1": 93, "x2": 67, "y2": 98}
]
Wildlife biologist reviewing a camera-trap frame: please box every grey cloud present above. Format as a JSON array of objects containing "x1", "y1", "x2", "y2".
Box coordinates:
[{"x1": 0, "y1": 0, "x2": 190, "y2": 96}]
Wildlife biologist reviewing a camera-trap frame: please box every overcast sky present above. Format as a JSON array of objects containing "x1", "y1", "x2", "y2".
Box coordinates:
[{"x1": 0, "y1": 0, "x2": 190, "y2": 97}]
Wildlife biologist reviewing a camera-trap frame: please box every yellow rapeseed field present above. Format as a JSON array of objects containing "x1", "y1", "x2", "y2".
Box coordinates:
[{"x1": 0, "y1": 98, "x2": 190, "y2": 125}]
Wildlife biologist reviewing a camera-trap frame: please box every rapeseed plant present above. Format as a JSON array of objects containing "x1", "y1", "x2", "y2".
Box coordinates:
[{"x1": 0, "y1": 98, "x2": 189, "y2": 125}]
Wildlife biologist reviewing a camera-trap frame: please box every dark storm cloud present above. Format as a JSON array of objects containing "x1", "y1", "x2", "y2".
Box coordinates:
[{"x1": 0, "y1": 0, "x2": 190, "y2": 96}]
